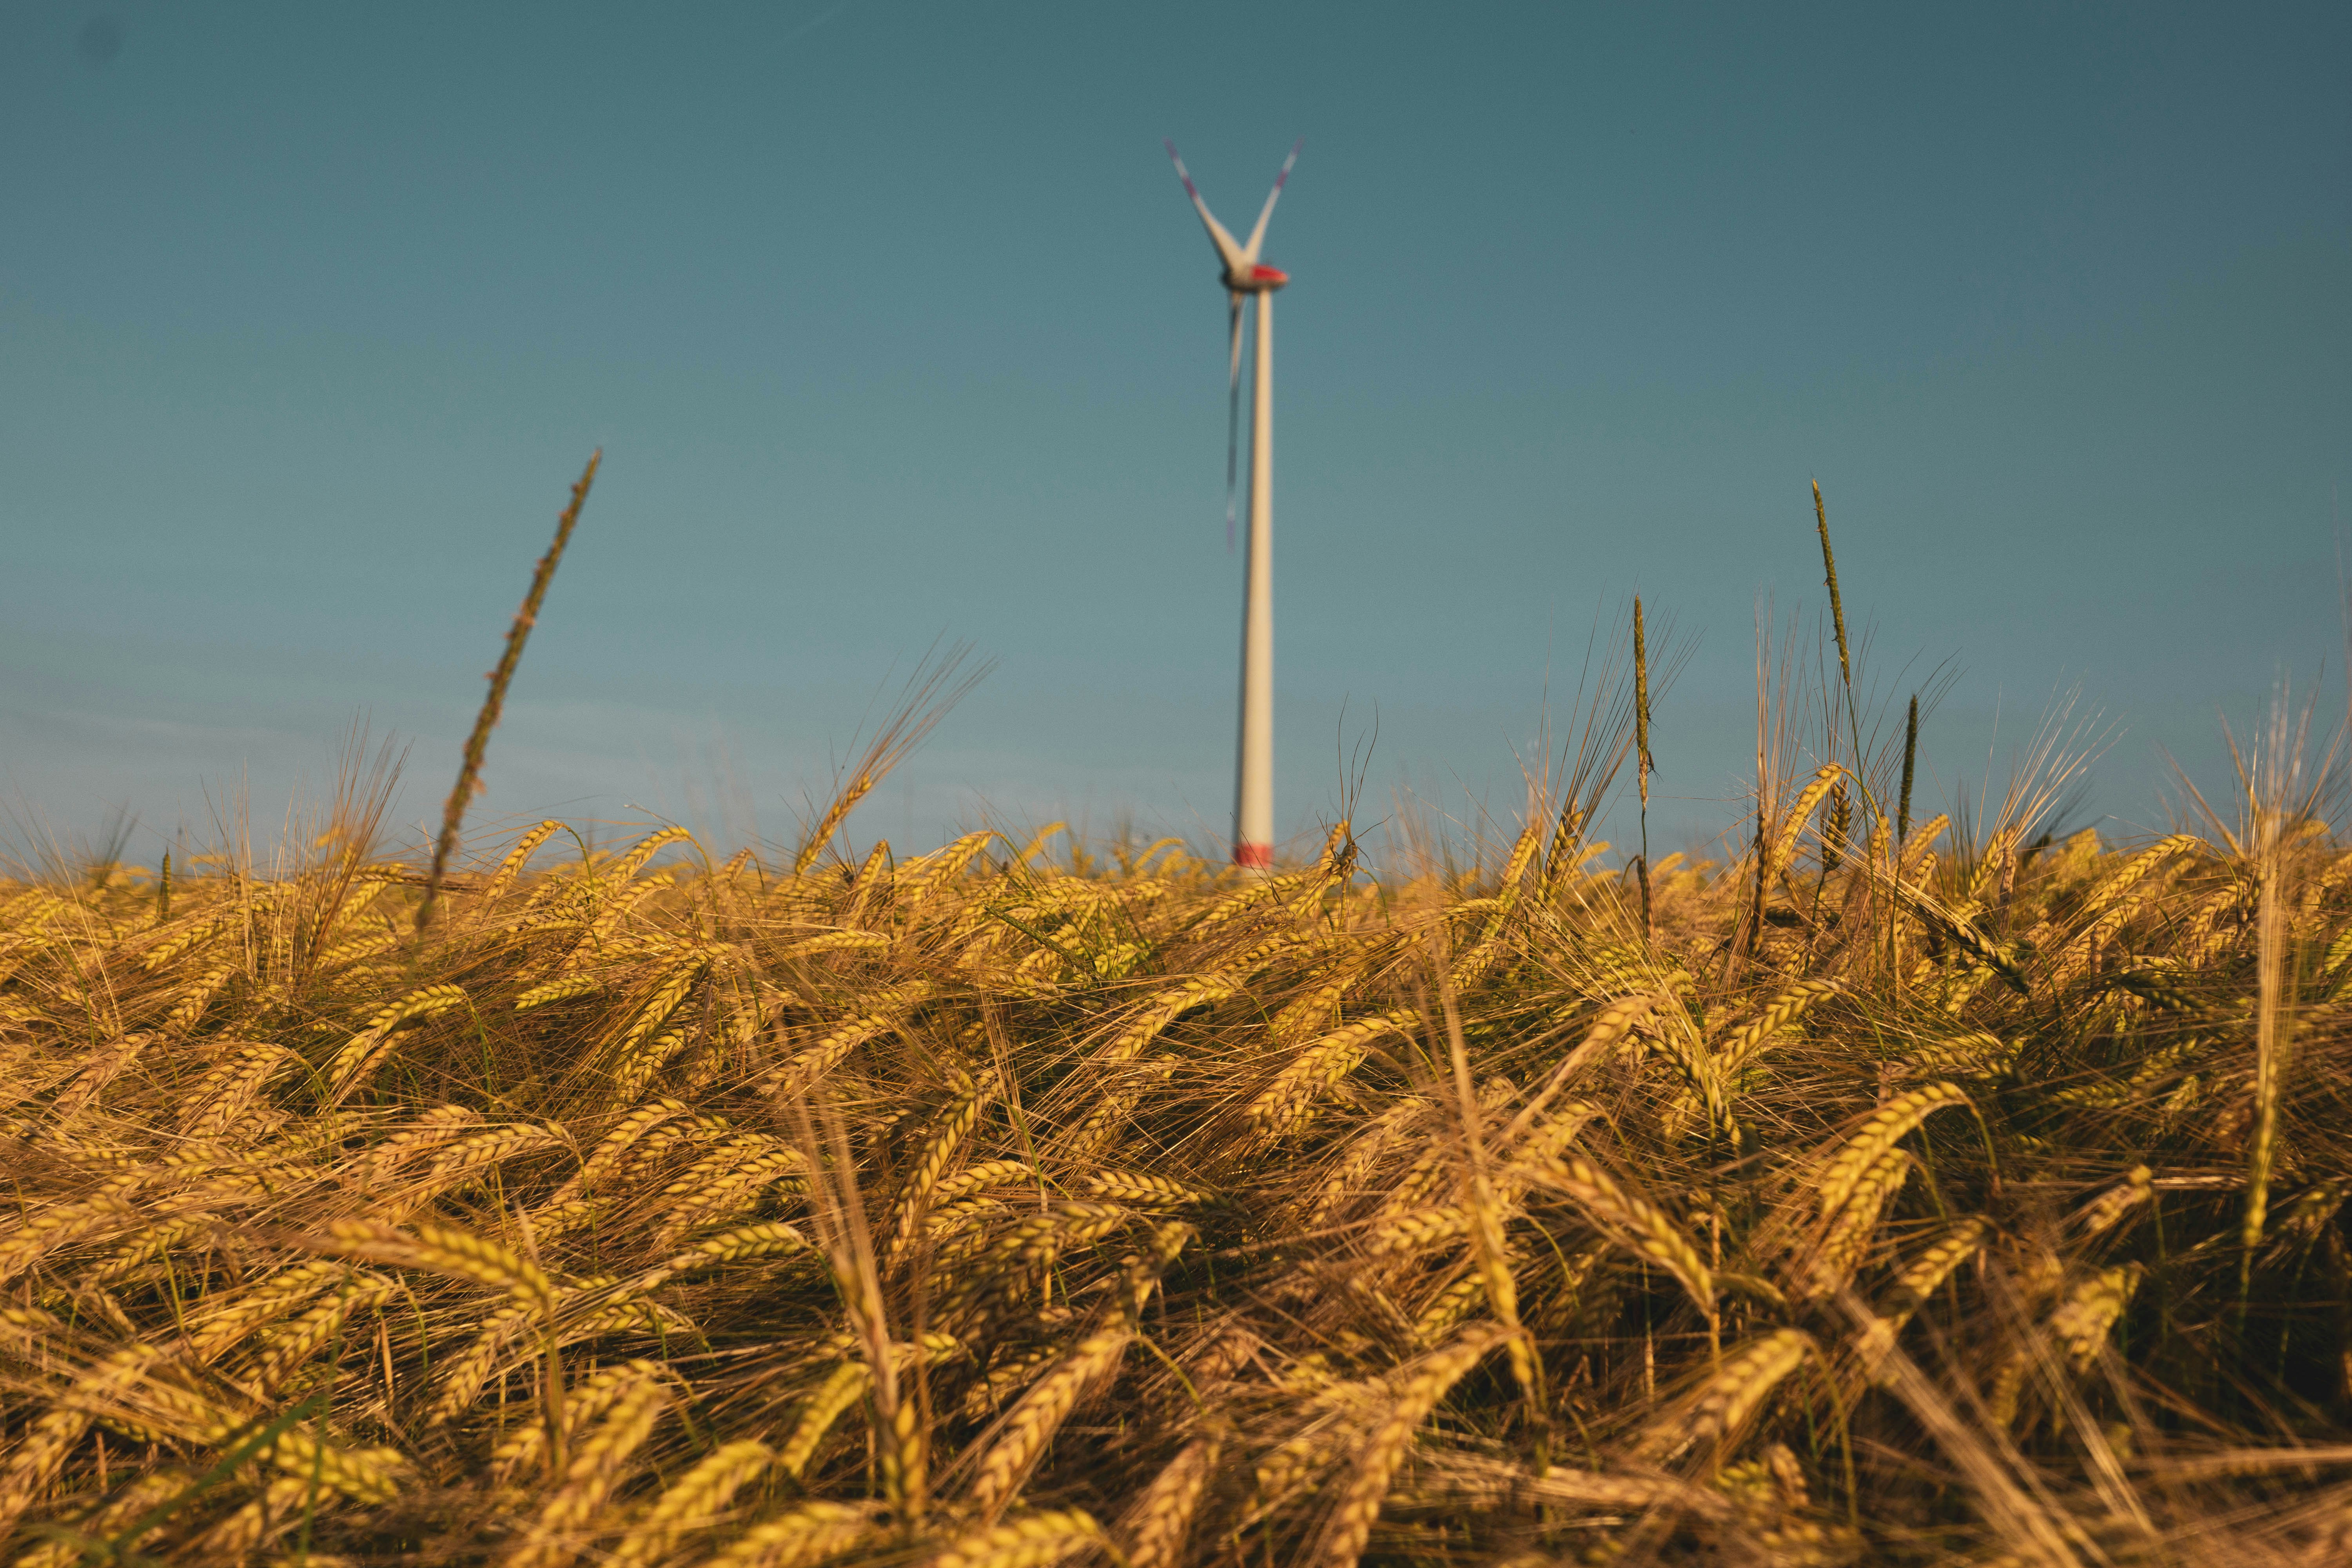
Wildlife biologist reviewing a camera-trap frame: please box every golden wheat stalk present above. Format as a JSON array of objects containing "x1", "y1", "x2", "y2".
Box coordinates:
[
  {"x1": 478, "y1": 818, "x2": 570, "y2": 907},
  {"x1": 506, "y1": 1362, "x2": 673, "y2": 1568},
  {"x1": 779, "y1": 1359, "x2": 873, "y2": 1479},
  {"x1": 1797, "y1": 1147, "x2": 1909, "y2": 1301},
  {"x1": 1632, "y1": 1328, "x2": 1813, "y2": 1463},
  {"x1": 1120, "y1": 1430, "x2": 1223, "y2": 1568},
  {"x1": 2050, "y1": 1263, "x2": 2145, "y2": 1370},
  {"x1": 1245, "y1": 1009, "x2": 1422, "y2": 1138},
  {"x1": 264, "y1": 1428, "x2": 413, "y2": 1504},
  {"x1": 889, "y1": 1071, "x2": 998, "y2": 1262},
  {"x1": 756, "y1": 984, "x2": 935, "y2": 1094},
  {"x1": 600, "y1": 823, "x2": 693, "y2": 886},
  {"x1": 1811, "y1": 1081, "x2": 1972, "y2": 1217},
  {"x1": 163, "y1": 960, "x2": 239, "y2": 1034},
  {"x1": 1887, "y1": 1216, "x2": 1989, "y2": 1322},
  {"x1": 250, "y1": 1271, "x2": 397, "y2": 1388},
  {"x1": 1083, "y1": 1171, "x2": 1214, "y2": 1209},
  {"x1": 516, "y1": 974, "x2": 605, "y2": 1011},
  {"x1": 423, "y1": 1122, "x2": 568, "y2": 1192},
  {"x1": 184, "y1": 1258, "x2": 346, "y2": 1359},
  {"x1": 967, "y1": 1325, "x2": 1134, "y2": 1518},
  {"x1": 189, "y1": 1474, "x2": 315, "y2": 1561},
  {"x1": 324, "y1": 1218, "x2": 556, "y2": 1315},
  {"x1": 180, "y1": 1041, "x2": 299, "y2": 1140},
  {"x1": 1364, "y1": 1204, "x2": 1474, "y2": 1257},
  {"x1": 549, "y1": 1097, "x2": 690, "y2": 1204},
  {"x1": 1499, "y1": 987, "x2": 1670, "y2": 1149},
  {"x1": 0, "y1": 1404, "x2": 98, "y2": 1533},
  {"x1": 0, "y1": 1191, "x2": 142, "y2": 1285},
  {"x1": 893, "y1": 828, "x2": 998, "y2": 909},
  {"x1": 1713, "y1": 978, "x2": 1841, "y2": 1081},
  {"x1": 710, "y1": 1500, "x2": 880, "y2": 1568},
  {"x1": 325, "y1": 982, "x2": 470, "y2": 1100},
  {"x1": 1101, "y1": 976, "x2": 1243, "y2": 1065},
  {"x1": 1269, "y1": 954, "x2": 1371, "y2": 1044},
  {"x1": 1528, "y1": 1153, "x2": 1714, "y2": 1311},
  {"x1": 493, "y1": 1358, "x2": 644, "y2": 1478},
  {"x1": 16, "y1": 1468, "x2": 193, "y2": 1568},
  {"x1": 1769, "y1": 764, "x2": 1848, "y2": 886},
  {"x1": 932, "y1": 1508, "x2": 1114, "y2": 1568},
  {"x1": 1318, "y1": 1325, "x2": 1506, "y2": 1568}
]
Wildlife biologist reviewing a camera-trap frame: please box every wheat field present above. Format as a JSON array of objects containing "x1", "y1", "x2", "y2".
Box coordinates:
[{"x1": 5, "y1": 642, "x2": 2352, "y2": 1567}]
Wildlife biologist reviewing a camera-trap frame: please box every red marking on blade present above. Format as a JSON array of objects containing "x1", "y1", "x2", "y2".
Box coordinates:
[
  {"x1": 1234, "y1": 843, "x2": 1274, "y2": 869},
  {"x1": 1251, "y1": 265, "x2": 1288, "y2": 284}
]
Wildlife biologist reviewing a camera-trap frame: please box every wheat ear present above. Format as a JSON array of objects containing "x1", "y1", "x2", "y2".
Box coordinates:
[
  {"x1": 779, "y1": 1361, "x2": 873, "y2": 1479},
  {"x1": 889, "y1": 1071, "x2": 996, "y2": 1263},
  {"x1": 1769, "y1": 764, "x2": 1848, "y2": 886},
  {"x1": 710, "y1": 1501, "x2": 880, "y2": 1568},
  {"x1": 184, "y1": 1258, "x2": 343, "y2": 1359},
  {"x1": 325, "y1": 1219, "x2": 557, "y2": 1315},
  {"x1": 180, "y1": 1041, "x2": 299, "y2": 1140},
  {"x1": 1857, "y1": 1215, "x2": 1989, "y2": 1375},
  {"x1": 1797, "y1": 1148, "x2": 1909, "y2": 1301},
  {"x1": 190, "y1": 1475, "x2": 314, "y2": 1561},
  {"x1": 932, "y1": 1508, "x2": 1114, "y2": 1568},
  {"x1": 1102, "y1": 976, "x2": 1242, "y2": 1065},
  {"x1": 1246, "y1": 1009, "x2": 1422, "y2": 1138},
  {"x1": 1120, "y1": 1430, "x2": 1223, "y2": 1568},
  {"x1": 325, "y1": 982, "x2": 470, "y2": 1100},
  {"x1": 1632, "y1": 1328, "x2": 1813, "y2": 1463},
  {"x1": 967, "y1": 1325, "x2": 1134, "y2": 1518},
  {"x1": 251, "y1": 1272, "x2": 397, "y2": 1389},
  {"x1": 1531, "y1": 1154, "x2": 1715, "y2": 1312},
  {"x1": 2050, "y1": 1263, "x2": 2144, "y2": 1370},
  {"x1": 506, "y1": 1363, "x2": 672, "y2": 1568},
  {"x1": 1319, "y1": 1325, "x2": 1505, "y2": 1568},
  {"x1": 1500, "y1": 988, "x2": 1668, "y2": 1149},
  {"x1": 1713, "y1": 978, "x2": 1840, "y2": 1081},
  {"x1": 1812, "y1": 1082, "x2": 1971, "y2": 1217},
  {"x1": 480, "y1": 819, "x2": 568, "y2": 907}
]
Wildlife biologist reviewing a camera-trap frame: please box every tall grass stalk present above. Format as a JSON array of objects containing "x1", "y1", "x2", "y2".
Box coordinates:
[
  {"x1": 1634, "y1": 596, "x2": 1654, "y2": 940},
  {"x1": 1898, "y1": 693, "x2": 1919, "y2": 847},
  {"x1": 415, "y1": 451, "x2": 600, "y2": 933}
]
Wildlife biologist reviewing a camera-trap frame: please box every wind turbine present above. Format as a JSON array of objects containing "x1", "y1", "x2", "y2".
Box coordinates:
[{"x1": 1165, "y1": 137, "x2": 1298, "y2": 871}]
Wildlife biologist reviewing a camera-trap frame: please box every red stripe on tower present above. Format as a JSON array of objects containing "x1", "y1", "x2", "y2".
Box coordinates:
[{"x1": 1234, "y1": 842, "x2": 1274, "y2": 869}]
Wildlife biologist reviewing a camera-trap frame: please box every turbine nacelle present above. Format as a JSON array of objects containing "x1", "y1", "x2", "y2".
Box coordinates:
[{"x1": 1227, "y1": 262, "x2": 1290, "y2": 293}]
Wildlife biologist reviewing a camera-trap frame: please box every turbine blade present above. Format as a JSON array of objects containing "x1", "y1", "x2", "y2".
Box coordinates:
[
  {"x1": 1164, "y1": 139, "x2": 1248, "y2": 272},
  {"x1": 1225, "y1": 293, "x2": 1243, "y2": 553},
  {"x1": 1241, "y1": 139, "x2": 1301, "y2": 261}
]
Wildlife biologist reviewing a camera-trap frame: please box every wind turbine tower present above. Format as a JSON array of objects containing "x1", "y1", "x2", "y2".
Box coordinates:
[{"x1": 1165, "y1": 138, "x2": 1298, "y2": 871}]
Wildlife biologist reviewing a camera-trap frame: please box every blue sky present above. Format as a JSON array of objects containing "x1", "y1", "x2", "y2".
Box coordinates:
[{"x1": 2, "y1": 2, "x2": 2347, "y2": 867}]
